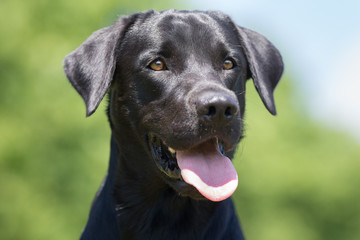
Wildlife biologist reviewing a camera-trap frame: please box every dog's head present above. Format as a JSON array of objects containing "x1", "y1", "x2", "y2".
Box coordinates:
[{"x1": 64, "y1": 10, "x2": 283, "y2": 202}]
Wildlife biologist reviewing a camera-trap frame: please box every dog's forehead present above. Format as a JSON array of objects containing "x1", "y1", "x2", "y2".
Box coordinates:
[
  {"x1": 151, "y1": 11, "x2": 235, "y2": 43},
  {"x1": 152, "y1": 11, "x2": 221, "y2": 32},
  {"x1": 124, "y1": 11, "x2": 239, "y2": 53}
]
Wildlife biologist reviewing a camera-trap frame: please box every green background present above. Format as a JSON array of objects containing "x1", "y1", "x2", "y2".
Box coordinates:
[{"x1": 1, "y1": 0, "x2": 359, "y2": 239}]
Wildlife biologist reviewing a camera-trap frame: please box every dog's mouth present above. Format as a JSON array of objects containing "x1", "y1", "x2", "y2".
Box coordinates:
[{"x1": 148, "y1": 134, "x2": 238, "y2": 202}]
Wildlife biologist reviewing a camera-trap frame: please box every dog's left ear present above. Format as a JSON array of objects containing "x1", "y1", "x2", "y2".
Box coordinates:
[
  {"x1": 64, "y1": 15, "x2": 139, "y2": 116},
  {"x1": 237, "y1": 26, "x2": 284, "y2": 115}
]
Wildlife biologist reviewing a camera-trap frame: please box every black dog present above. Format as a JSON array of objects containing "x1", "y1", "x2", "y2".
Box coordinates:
[{"x1": 64, "y1": 10, "x2": 283, "y2": 240}]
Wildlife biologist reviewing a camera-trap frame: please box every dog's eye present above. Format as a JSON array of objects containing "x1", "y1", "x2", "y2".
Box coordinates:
[
  {"x1": 149, "y1": 59, "x2": 166, "y2": 71},
  {"x1": 223, "y1": 59, "x2": 235, "y2": 70}
]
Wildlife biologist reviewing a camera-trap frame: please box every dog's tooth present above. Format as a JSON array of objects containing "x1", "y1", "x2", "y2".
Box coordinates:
[{"x1": 168, "y1": 147, "x2": 176, "y2": 154}]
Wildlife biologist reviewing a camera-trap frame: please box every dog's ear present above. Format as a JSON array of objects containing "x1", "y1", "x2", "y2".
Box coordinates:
[
  {"x1": 237, "y1": 26, "x2": 284, "y2": 115},
  {"x1": 64, "y1": 15, "x2": 136, "y2": 116}
]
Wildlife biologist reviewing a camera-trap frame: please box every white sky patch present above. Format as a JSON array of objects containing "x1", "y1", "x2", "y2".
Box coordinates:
[{"x1": 312, "y1": 37, "x2": 360, "y2": 141}]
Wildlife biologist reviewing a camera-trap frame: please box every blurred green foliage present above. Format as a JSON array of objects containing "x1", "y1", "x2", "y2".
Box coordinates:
[
  {"x1": 0, "y1": 0, "x2": 359, "y2": 239},
  {"x1": 235, "y1": 80, "x2": 360, "y2": 239}
]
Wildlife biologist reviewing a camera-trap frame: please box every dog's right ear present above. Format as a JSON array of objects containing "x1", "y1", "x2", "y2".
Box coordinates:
[{"x1": 64, "y1": 15, "x2": 137, "y2": 117}]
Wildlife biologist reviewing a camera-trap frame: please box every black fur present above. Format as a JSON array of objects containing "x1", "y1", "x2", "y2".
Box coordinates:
[{"x1": 64, "y1": 10, "x2": 283, "y2": 240}]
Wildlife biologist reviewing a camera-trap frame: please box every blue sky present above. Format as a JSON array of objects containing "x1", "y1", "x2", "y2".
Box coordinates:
[{"x1": 190, "y1": 0, "x2": 360, "y2": 140}]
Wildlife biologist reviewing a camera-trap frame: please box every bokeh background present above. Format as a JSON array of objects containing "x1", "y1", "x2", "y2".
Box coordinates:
[{"x1": 1, "y1": 0, "x2": 359, "y2": 239}]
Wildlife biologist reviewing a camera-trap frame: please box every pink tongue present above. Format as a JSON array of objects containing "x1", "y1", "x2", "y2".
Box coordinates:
[{"x1": 176, "y1": 139, "x2": 238, "y2": 202}]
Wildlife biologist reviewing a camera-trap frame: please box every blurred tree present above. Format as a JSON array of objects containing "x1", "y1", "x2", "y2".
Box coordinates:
[{"x1": 235, "y1": 79, "x2": 360, "y2": 240}]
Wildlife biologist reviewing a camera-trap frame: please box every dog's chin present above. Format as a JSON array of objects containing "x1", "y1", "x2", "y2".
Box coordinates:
[
  {"x1": 147, "y1": 133, "x2": 237, "y2": 201},
  {"x1": 166, "y1": 178, "x2": 209, "y2": 200}
]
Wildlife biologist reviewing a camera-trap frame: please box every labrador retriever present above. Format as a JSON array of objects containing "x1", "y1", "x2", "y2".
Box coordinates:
[{"x1": 64, "y1": 9, "x2": 283, "y2": 240}]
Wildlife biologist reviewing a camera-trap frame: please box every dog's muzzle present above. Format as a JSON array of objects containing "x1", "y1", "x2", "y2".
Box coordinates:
[{"x1": 148, "y1": 134, "x2": 238, "y2": 202}]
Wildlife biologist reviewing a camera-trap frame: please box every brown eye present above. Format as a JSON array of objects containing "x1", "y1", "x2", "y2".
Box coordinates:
[
  {"x1": 223, "y1": 59, "x2": 234, "y2": 70},
  {"x1": 149, "y1": 59, "x2": 166, "y2": 71}
]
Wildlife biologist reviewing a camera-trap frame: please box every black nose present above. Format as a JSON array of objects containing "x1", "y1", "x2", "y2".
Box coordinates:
[{"x1": 196, "y1": 92, "x2": 239, "y2": 125}]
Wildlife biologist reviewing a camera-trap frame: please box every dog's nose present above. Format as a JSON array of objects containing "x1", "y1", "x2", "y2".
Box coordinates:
[{"x1": 196, "y1": 92, "x2": 239, "y2": 125}]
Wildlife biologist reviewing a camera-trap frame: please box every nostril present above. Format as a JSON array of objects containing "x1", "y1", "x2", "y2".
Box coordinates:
[
  {"x1": 207, "y1": 106, "x2": 216, "y2": 118},
  {"x1": 225, "y1": 106, "x2": 233, "y2": 118},
  {"x1": 225, "y1": 104, "x2": 239, "y2": 118}
]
